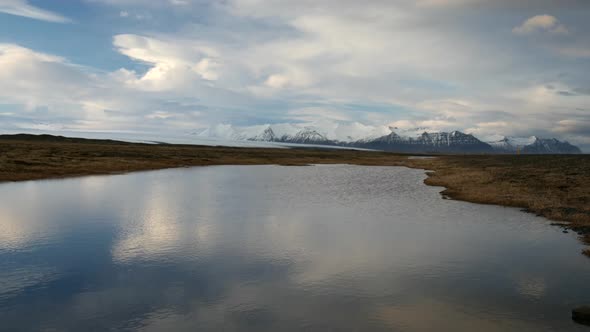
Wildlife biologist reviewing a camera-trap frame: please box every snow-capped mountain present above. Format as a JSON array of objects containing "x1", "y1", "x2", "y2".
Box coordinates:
[
  {"x1": 221, "y1": 125, "x2": 494, "y2": 153},
  {"x1": 487, "y1": 136, "x2": 537, "y2": 153},
  {"x1": 245, "y1": 126, "x2": 333, "y2": 144},
  {"x1": 522, "y1": 138, "x2": 581, "y2": 154},
  {"x1": 358, "y1": 130, "x2": 494, "y2": 153},
  {"x1": 194, "y1": 124, "x2": 282, "y2": 141},
  {"x1": 278, "y1": 128, "x2": 333, "y2": 144},
  {"x1": 191, "y1": 123, "x2": 582, "y2": 154},
  {"x1": 248, "y1": 127, "x2": 277, "y2": 142},
  {"x1": 332, "y1": 123, "x2": 393, "y2": 143},
  {"x1": 487, "y1": 136, "x2": 581, "y2": 154}
]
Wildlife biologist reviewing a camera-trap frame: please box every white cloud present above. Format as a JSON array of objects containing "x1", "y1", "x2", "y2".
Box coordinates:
[
  {"x1": 555, "y1": 46, "x2": 590, "y2": 58},
  {"x1": 415, "y1": 0, "x2": 481, "y2": 7},
  {"x1": 287, "y1": 107, "x2": 352, "y2": 123},
  {"x1": 512, "y1": 83, "x2": 590, "y2": 107},
  {"x1": 0, "y1": 43, "x2": 210, "y2": 133},
  {"x1": 112, "y1": 34, "x2": 219, "y2": 91},
  {"x1": 217, "y1": 1, "x2": 512, "y2": 109},
  {"x1": 264, "y1": 74, "x2": 289, "y2": 89},
  {"x1": 1, "y1": 0, "x2": 590, "y2": 149},
  {"x1": 553, "y1": 119, "x2": 590, "y2": 135},
  {"x1": 0, "y1": 0, "x2": 70, "y2": 23},
  {"x1": 513, "y1": 15, "x2": 568, "y2": 35},
  {"x1": 0, "y1": 44, "x2": 90, "y2": 111},
  {"x1": 388, "y1": 118, "x2": 458, "y2": 133}
]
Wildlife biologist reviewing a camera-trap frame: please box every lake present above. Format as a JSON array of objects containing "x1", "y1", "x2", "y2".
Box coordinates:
[{"x1": 1, "y1": 165, "x2": 589, "y2": 331}]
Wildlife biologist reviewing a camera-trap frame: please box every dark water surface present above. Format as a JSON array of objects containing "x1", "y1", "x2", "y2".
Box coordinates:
[{"x1": 1, "y1": 165, "x2": 589, "y2": 331}]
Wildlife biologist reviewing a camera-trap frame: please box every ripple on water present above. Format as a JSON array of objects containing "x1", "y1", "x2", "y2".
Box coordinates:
[{"x1": 0, "y1": 165, "x2": 589, "y2": 331}]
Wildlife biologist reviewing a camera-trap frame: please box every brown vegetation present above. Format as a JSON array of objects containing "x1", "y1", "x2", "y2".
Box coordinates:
[
  {"x1": 1, "y1": 134, "x2": 589, "y2": 257},
  {"x1": 406, "y1": 155, "x2": 590, "y2": 257},
  {"x1": 0, "y1": 134, "x2": 411, "y2": 182}
]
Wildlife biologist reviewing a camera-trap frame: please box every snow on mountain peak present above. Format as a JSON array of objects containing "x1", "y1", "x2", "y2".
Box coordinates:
[
  {"x1": 189, "y1": 122, "x2": 582, "y2": 154},
  {"x1": 487, "y1": 136, "x2": 538, "y2": 152}
]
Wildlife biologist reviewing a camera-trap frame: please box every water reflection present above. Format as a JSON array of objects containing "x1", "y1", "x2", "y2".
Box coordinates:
[
  {"x1": 0, "y1": 165, "x2": 589, "y2": 331},
  {"x1": 516, "y1": 275, "x2": 547, "y2": 300}
]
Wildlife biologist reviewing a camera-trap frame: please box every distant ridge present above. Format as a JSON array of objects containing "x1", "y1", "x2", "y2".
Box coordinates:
[
  {"x1": 195, "y1": 124, "x2": 583, "y2": 154},
  {"x1": 487, "y1": 136, "x2": 582, "y2": 154},
  {"x1": 248, "y1": 127, "x2": 277, "y2": 142},
  {"x1": 4, "y1": 130, "x2": 581, "y2": 155},
  {"x1": 0, "y1": 134, "x2": 129, "y2": 145},
  {"x1": 356, "y1": 130, "x2": 493, "y2": 153},
  {"x1": 278, "y1": 128, "x2": 334, "y2": 145}
]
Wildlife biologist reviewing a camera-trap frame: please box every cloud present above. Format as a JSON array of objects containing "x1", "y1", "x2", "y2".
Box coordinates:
[
  {"x1": 118, "y1": 10, "x2": 152, "y2": 20},
  {"x1": 2, "y1": 0, "x2": 590, "y2": 150},
  {"x1": 0, "y1": 0, "x2": 71, "y2": 23},
  {"x1": 553, "y1": 119, "x2": 590, "y2": 136},
  {"x1": 415, "y1": 0, "x2": 481, "y2": 7},
  {"x1": 0, "y1": 44, "x2": 90, "y2": 110},
  {"x1": 0, "y1": 43, "x2": 211, "y2": 133},
  {"x1": 222, "y1": 0, "x2": 515, "y2": 107},
  {"x1": 287, "y1": 107, "x2": 353, "y2": 123},
  {"x1": 513, "y1": 15, "x2": 568, "y2": 35},
  {"x1": 112, "y1": 34, "x2": 220, "y2": 91},
  {"x1": 555, "y1": 46, "x2": 590, "y2": 58}
]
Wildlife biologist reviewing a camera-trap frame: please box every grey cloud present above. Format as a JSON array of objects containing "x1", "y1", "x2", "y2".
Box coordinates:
[
  {"x1": 557, "y1": 91, "x2": 577, "y2": 96},
  {"x1": 573, "y1": 87, "x2": 590, "y2": 95},
  {"x1": 554, "y1": 119, "x2": 590, "y2": 136},
  {"x1": 0, "y1": 0, "x2": 71, "y2": 23},
  {"x1": 2, "y1": 0, "x2": 590, "y2": 151}
]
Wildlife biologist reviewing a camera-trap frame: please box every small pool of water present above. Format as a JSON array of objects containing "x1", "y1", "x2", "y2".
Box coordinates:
[
  {"x1": 1, "y1": 165, "x2": 588, "y2": 331},
  {"x1": 407, "y1": 156, "x2": 437, "y2": 159}
]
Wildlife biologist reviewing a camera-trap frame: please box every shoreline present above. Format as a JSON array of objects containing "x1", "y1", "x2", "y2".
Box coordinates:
[{"x1": 1, "y1": 134, "x2": 589, "y2": 257}]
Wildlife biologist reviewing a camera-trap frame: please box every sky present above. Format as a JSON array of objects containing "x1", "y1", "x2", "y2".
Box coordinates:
[{"x1": 0, "y1": 0, "x2": 590, "y2": 149}]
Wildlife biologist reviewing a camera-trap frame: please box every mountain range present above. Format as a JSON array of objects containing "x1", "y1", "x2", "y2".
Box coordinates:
[
  {"x1": 487, "y1": 136, "x2": 582, "y2": 154},
  {"x1": 193, "y1": 125, "x2": 582, "y2": 154}
]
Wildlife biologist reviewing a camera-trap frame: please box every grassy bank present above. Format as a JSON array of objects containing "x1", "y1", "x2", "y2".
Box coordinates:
[
  {"x1": 407, "y1": 155, "x2": 590, "y2": 257},
  {"x1": 1, "y1": 134, "x2": 589, "y2": 257}
]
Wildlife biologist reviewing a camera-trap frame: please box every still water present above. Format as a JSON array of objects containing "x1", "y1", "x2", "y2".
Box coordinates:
[{"x1": 1, "y1": 165, "x2": 589, "y2": 331}]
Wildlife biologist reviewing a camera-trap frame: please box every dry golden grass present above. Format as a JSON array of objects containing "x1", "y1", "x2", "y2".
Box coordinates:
[
  {"x1": 405, "y1": 155, "x2": 590, "y2": 257},
  {"x1": 1, "y1": 134, "x2": 589, "y2": 257},
  {"x1": 0, "y1": 135, "x2": 411, "y2": 182}
]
